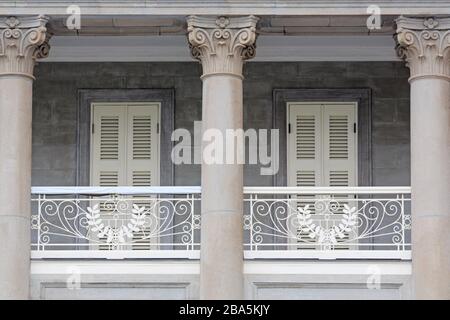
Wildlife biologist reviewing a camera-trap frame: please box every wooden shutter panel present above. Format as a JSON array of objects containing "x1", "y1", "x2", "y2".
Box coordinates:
[
  {"x1": 126, "y1": 104, "x2": 160, "y2": 187},
  {"x1": 287, "y1": 104, "x2": 322, "y2": 188},
  {"x1": 91, "y1": 104, "x2": 127, "y2": 187},
  {"x1": 323, "y1": 105, "x2": 357, "y2": 188}
]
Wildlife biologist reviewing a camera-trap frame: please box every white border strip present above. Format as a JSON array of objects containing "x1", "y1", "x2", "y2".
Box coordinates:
[
  {"x1": 30, "y1": 250, "x2": 411, "y2": 260},
  {"x1": 244, "y1": 250, "x2": 411, "y2": 260},
  {"x1": 244, "y1": 186, "x2": 411, "y2": 195},
  {"x1": 31, "y1": 186, "x2": 201, "y2": 195},
  {"x1": 31, "y1": 250, "x2": 200, "y2": 260},
  {"x1": 2, "y1": 1, "x2": 450, "y2": 15},
  {"x1": 30, "y1": 259, "x2": 411, "y2": 276},
  {"x1": 31, "y1": 186, "x2": 411, "y2": 195}
]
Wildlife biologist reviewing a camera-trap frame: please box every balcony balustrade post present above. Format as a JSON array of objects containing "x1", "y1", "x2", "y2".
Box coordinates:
[
  {"x1": 396, "y1": 16, "x2": 450, "y2": 299},
  {"x1": 187, "y1": 15, "x2": 258, "y2": 299},
  {"x1": 0, "y1": 15, "x2": 50, "y2": 299}
]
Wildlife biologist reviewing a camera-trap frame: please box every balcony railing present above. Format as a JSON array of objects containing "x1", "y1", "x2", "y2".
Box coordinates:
[
  {"x1": 243, "y1": 187, "x2": 411, "y2": 260},
  {"x1": 31, "y1": 187, "x2": 202, "y2": 259},
  {"x1": 31, "y1": 186, "x2": 411, "y2": 260}
]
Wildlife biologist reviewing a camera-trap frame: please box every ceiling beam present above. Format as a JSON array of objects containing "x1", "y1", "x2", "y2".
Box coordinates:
[{"x1": 43, "y1": 35, "x2": 400, "y2": 62}]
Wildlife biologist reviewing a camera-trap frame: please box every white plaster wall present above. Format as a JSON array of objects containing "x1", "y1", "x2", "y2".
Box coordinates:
[
  {"x1": 30, "y1": 260, "x2": 411, "y2": 300},
  {"x1": 244, "y1": 261, "x2": 412, "y2": 300},
  {"x1": 30, "y1": 260, "x2": 200, "y2": 300}
]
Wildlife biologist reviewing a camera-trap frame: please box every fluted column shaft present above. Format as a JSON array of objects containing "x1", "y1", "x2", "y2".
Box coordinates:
[
  {"x1": 396, "y1": 16, "x2": 450, "y2": 299},
  {"x1": 0, "y1": 15, "x2": 50, "y2": 299},
  {"x1": 187, "y1": 15, "x2": 258, "y2": 300}
]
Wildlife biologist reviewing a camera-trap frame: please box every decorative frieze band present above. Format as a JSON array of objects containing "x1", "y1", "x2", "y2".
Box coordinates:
[
  {"x1": 0, "y1": 15, "x2": 51, "y2": 79},
  {"x1": 396, "y1": 16, "x2": 450, "y2": 81},
  {"x1": 187, "y1": 15, "x2": 258, "y2": 79}
]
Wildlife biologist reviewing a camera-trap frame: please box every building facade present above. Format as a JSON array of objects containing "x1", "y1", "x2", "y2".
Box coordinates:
[{"x1": 0, "y1": 1, "x2": 449, "y2": 299}]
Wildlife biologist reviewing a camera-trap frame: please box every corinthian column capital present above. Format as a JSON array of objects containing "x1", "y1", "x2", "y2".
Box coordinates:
[
  {"x1": 0, "y1": 15, "x2": 51, "y2": 79},
  {"x1": 187, "y1": 15, "x2": 258, "y2": 79},
  {"x1": 396, "y1": 16, "x2": 450, "y2": 81}
]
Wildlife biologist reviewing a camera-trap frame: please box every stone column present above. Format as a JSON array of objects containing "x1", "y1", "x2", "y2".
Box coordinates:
[
  {"x1": 0, "y1": 16, "x2": 50, "y2": 299},
  {"x1": 396, "y1": 16, "x2": 450, "y2": 299},
  {"x1": 187, "y1": 15, "x2": 258, "y2": 299}
]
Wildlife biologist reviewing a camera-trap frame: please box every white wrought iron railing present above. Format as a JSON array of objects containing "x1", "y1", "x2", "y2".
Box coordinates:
[
  {"x1": 31, "y1": 187, "x2": 201, "y2": 259},
  {"x1": 243, "y1": 187, "x2": 411, "y2": 260},
  {"x1": 31, "y1": 186, "x2": 411, "y2": 260}
]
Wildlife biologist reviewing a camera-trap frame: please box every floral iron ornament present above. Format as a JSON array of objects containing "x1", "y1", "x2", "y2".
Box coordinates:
[
  {"x1": 298, "y1": 204, "x2": 358, "y2": 246},
  {"x1": 86, "y1": 204, "x2": 146, "y2": 245}
]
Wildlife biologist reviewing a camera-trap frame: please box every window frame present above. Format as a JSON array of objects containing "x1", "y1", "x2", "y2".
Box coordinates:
[
  {"x1": 89, "y1": 102, "x2": 161, "y2": 187},
  {"x1": 273, "y1": 88, "x2": 372, "y2": 188},
  {"x1": 77, "y1": 89, "x2": 174, "y2": 187}
]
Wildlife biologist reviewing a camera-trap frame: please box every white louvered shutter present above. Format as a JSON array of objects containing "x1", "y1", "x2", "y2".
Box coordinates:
[
  {"x1": 91, "y1": 105, "x2": 127, "y2": 187},
  {"x1": 91, "y1": 103, "x2": 160, "y2": 187},
  {"x1": 126, "y1": 104, "x2": 160, "y2": 187},
  {"x1": 287, "y1": 104, "x2": 322, "y2": 189},
  {"x1": 288, "y1": 103, "x2": 357, "y2": 188},
  {"x1": 288, "y1": 103, "x2": 357, "y2": 250},
  {"x1": 323, "y1": 105, "x2": 357, "y2": 188}
]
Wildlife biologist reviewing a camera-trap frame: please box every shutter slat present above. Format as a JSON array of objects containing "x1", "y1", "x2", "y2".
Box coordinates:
[
  {"x1": 296, "y1": 170, "x2": 316, "y2": 186},
  {"x1": 132, "y1": 171, "x2": 152, "y2": 186},
  {"x1": 132, "y1": 115, "x2": 152, "y2": 160},
  {"x1": 329, "y1": 115, "x2": 349, "y2": 159},
  {"x1": 296, "y1": 115, "x2": 316, "y2": 159},
  {"x1": 99, "y1": 171, "x2": 119, "y2": 187},
  {"x1": 329, "y1": 170, "x2": 349, "y2": 187},
  {"x1": 100, "y1": 116, "x2": 120, "y2": 160}
]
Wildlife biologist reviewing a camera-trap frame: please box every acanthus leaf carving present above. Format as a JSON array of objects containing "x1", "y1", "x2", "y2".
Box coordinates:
[
  {"x1": 187, "y1": 15, "x2": 259, "y2": 78},
  {"x1": 0, "y1": 15, "x2": 51, "y2": 79},
  {"x1": 396, "y1": 16, "x2": 450, "y2": 81}
]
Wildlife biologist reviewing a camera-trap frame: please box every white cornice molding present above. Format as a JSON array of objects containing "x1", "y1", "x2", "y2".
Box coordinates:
[
  {"x1": 43, "y1": 35, "x2": 400, "y2": 62},
  {"x1": 1, "y1": 1, "x2": 450, "y2": 15}
]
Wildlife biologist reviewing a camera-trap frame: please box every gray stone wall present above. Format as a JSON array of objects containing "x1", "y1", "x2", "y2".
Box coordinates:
[{"x1": 32, "y1": 62, "x2": 410, "y2": 187}]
